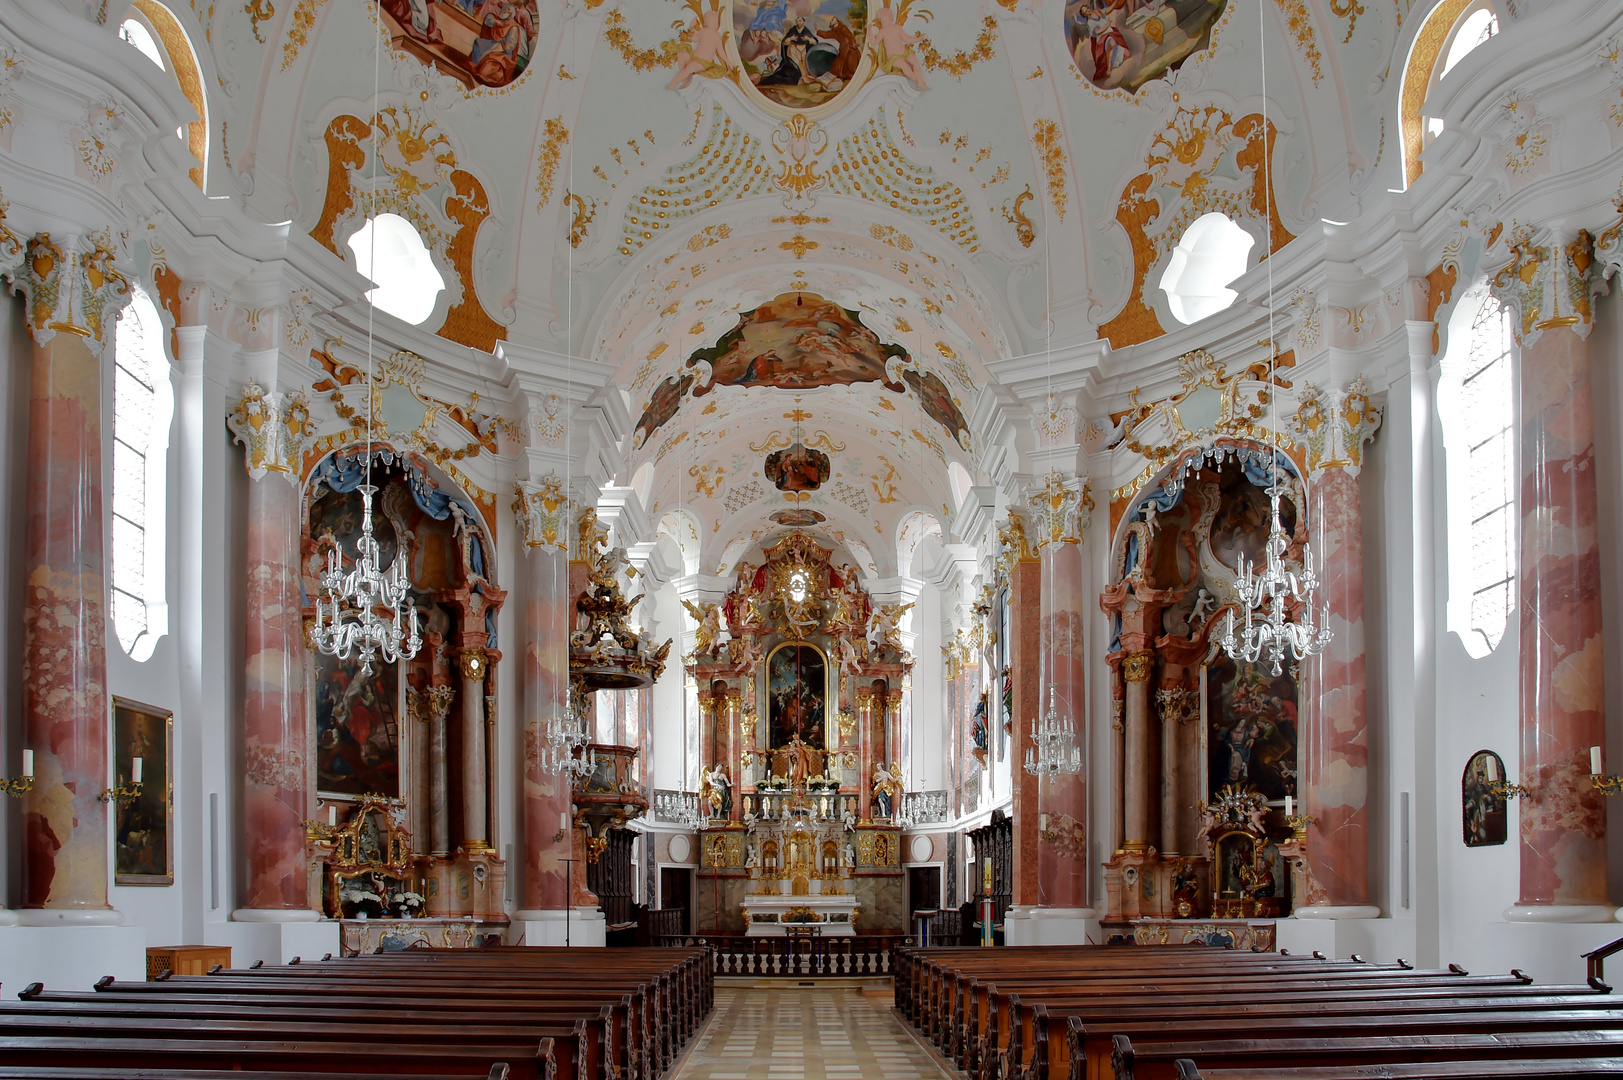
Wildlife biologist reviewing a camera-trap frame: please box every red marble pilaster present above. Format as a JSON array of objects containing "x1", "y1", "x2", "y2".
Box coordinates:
[
  {"x1": 1037, "y1": 540, "x2": 1088, "y2": 909},
  {"x1": 1514, "y1": 325, "x2": 1608, "y2": 910},
  {"x1": 521, "y1": 543, "x2": 571, "y2": 913},
  {"x1": 1300, "y1": 464, "x2": 1373, "y2": 910},
  {"x1": 240, "y1": 472, "x2": 312, "y2": 911},
  {"x1": 20, "y1": 331, "x2": 114, "y2": 918},
  {"x1": 1008, "y1": 556, "x2": 1042, "y2": 908}
]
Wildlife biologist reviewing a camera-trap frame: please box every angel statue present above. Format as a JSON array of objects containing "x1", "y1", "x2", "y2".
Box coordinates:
[
  {"x1": 869, "y1": 602, "x2": 913, "y2": 653},
  {"x1": 699, "y1": 764, "x2": 732, "y2": 818},
  {"x1": 682, "y1": 599, "x2": 724, "y2": 657},
  {"x1": 833, "y1": 634, "x2": 867, "y2": 677}
]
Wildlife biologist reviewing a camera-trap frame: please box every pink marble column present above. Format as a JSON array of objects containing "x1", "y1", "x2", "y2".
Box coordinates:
[
  {"x1": 1007, "y1": 555, "x2": 1042, "y2": 908},
  {"x1": 1510, "y1": 324, "x2": 1609, "y2": 917},
  {"x1": 1037, "y1": 540, "x2": 1088, "y2": 910},
  {"x1": 19, "y1": 331, "x2": 117, "y2": 922},
  {"x1": 518, "y1": 540, "x2": 571, "y2": 916},
  {"x1": 1298, "y1": 463, "x2": 1377, "y2": 916},
  {"x1": 237, "y1": 471, "x2": 315, "y2": 916}
]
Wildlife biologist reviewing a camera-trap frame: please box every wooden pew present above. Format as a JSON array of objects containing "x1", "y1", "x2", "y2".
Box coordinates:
[
  {"x1": 1171, "y1": 1059, "x2": 1623, "y2": 1080},
  {"x1": 1104, "y1": 1028, "x2": 1623, "y2": 1080}
]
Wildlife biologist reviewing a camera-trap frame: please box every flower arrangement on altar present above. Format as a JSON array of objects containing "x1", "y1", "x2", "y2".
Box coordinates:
[
  {"x1": 392, "y1": 890, "x2": 425, "y2": 918},
  {"x1": 342, "y1": 887, "x2": 385, "y2": 919}
]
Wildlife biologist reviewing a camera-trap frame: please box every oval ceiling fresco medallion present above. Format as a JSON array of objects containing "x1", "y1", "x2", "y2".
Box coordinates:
[
  {"x1": 379, "y1": 0, "x2": 538, "y2": 90},
  {"x1": 1064, "y1": 0, "x2": 1228, "y2": 94}
]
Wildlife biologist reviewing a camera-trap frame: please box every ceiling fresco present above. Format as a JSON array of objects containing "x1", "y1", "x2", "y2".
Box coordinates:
[
  {"x1": 686, "y1": 292, "x2": 908, "y2": 396},
  {"x1": 1064, "y1": 0, "x2": 1230, "y2": 93},
  {"x1": 188, "y1": 0, "x2": 1419, "y2": 565},
  {"x1": 378, "y1": 0, "x2": 539, "y2": 88}
]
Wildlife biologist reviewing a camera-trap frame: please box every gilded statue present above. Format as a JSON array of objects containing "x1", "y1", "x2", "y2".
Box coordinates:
[
  {"x1": 869, "y1": 602, "x2": 913, "y2": 653},
  {"x1": 871, "y1": 761, "x2": 903, "y2": 818},
  {"x1": 682, "y1": 599, "x2": 724, "y2": 656}
]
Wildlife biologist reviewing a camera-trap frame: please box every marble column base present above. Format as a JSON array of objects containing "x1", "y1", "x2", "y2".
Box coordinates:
[
  {"x1": 1003, "y1": 905, "x2": 1101, "y2": 947},
  {"x1": 0, "y1": 925, "x2": 146, "y2": 991},
  {"x1": 231, "y1": 907, "x2": 322, "y2": 923},
  {"x1": 1503, "y1": 904, "x2": 1617, "y2": 924},
  {"x1": 17, "y1": 908, "x2": 123, "y2": 927},
  {"x1": 0, "y1": 907, "x2": 17, "y2": 927},
  {"x1": 206, "y1": 918, "x2": 340, "y2": 967},
  {"x1": 1293, "y1": 904, "x2": 1382, "y2": 921},
  {"x1": 510, "y1": 907, "x2": 606, "y2": 947}
]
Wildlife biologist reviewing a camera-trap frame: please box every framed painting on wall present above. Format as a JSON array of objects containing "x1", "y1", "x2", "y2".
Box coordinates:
[
  {"x1": 112, "y1": 697, "x2": 173, "y2": 886},
  {"x1": 1462, "y1": 749, "x2": 1508, "y2": 847}
]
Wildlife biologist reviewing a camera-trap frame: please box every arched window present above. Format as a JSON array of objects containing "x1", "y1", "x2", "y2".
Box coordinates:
[
  {"x1": 118, "y1": 3, "x2": 209, "y2": 190},
  {"x1": 1400, "y1": 0, "x2": 1499, "y2": 188},
  {"x1": 1158, "y1": 212, "x2": 1255, "y2": 325},
  {"x1": 1439, "y1": 283, "x2": 1516, "y2": 658},
  {"x1": 348, "y1": 214, "x2": 447, "y2": 325},
  {"x1": 110, "y1": 283, "x2": 174, "y2": 661}
]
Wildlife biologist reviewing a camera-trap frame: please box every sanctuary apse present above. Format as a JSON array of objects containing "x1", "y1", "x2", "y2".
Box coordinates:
[{"x1": 0, "y1": 0, "x2": 1622, "y2": 1001}]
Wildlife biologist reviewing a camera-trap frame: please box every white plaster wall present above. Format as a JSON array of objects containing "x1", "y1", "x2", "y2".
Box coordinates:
[
  {"x1": 650, "y1": 580, "x2": 687, "y2": 791},
  {"x1": 911, "y1": 580, "x2": 944, "y2": 790}
]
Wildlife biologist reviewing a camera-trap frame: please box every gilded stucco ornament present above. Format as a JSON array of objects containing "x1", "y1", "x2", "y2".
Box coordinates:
[
  {"x1": 513, "y1": 474, "x2": 570, "y2": 550},
  {"x1": 229, "y1": 381, "x2": 316, "y2": 481},
  {"x1": 1290, "y1": 378, "x2": 1382, "y2": 478},
  {"x1": 1029, "y1": 471, "x2": 1094, "y2": 548},
  {"x1": 1109, "y1": 349, "x2": 1285, "y2": 503},
  {"x1": 3, "y1": 230, "x2": 129, "y2": 354},
  {"x1": 1488, "y1": 225, "x2": 1595, "y2": 343}
]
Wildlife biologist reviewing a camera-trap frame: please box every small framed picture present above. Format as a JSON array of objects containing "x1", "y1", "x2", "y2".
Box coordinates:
[{"x1": 113, "y1": 698, "x2": 173, "y2": 886}]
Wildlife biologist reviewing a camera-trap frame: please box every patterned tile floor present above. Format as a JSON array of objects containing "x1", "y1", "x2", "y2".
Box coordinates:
[{"x1": 672, "y1": 983, "x2": 953, "y2": 1080}]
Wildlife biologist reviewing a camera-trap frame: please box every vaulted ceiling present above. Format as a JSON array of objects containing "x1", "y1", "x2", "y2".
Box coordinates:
[{"x1": 191, "y1": 0, "x2": 1406, "y2": 568}]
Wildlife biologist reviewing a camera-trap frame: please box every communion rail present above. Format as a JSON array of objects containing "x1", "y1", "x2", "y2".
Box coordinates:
[{"x1": 653, "y1": 933, "x2": 913, "y2": 977}]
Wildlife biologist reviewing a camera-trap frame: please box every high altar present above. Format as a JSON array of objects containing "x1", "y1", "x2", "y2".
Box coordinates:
[{"x1": 690, "y1": 534, "x2": 906, "y2": 936}]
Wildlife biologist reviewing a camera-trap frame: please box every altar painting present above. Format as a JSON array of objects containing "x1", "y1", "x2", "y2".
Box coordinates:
[
  {"x1": 1463, "y1": 750, "x2": 1508, "y2": 847},
  {"x1": 378, "y1": 0, "x2": 538, "y2": 90},
  {"x1": 687, "y1": 293, "x2": 908, "y2": 396},
  {"x1": 315, "y1": 651, "x2": 402, "y2": 798},
  {"x1": 1064, "y1": 0, "x2": 1228, "y2": 94},
  {"x1": 736, "y1": 1, "x2": 867, "y2": 110},
  {"x1": 768, "y1": 642, "x2": 828, "y2": 752},
  {"x1": 1205, "y1": 654, "x2": 1297, "y2": 803},
  {"x1": 113, "y1": 699, "x2": 173, "y2": 885}
]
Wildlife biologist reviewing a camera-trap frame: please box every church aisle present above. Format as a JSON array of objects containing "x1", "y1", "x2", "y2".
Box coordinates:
[{"x1": 673, "y1": 984, "x2": 952, "y2": 1080}]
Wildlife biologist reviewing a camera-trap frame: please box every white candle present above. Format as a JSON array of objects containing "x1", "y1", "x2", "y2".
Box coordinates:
[
  {"x1": 1485, "y1": 756, "x2": 1498, "y2": 782},
  {"x1": 1593, "y1": 746, "x2": 1605, "y2": 776},
  {"x1": 560, "y1": 811, "x2": 569, "y2": 831},
  {"x1": 131, "y1": 757, "x2": 143, "y2": 784},
  {"x1": 328, "y1": 805, "x2": 337, "y2": 827},
  {"x1": 21, "y1": 749, "x2": 32, "y2": 778},
  {"x1": 1284, "y1": 796, "x2": 1293, "y2": 817}
]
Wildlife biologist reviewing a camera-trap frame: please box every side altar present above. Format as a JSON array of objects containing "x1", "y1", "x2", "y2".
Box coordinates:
[{"x1": 688, "y1": 533, "x2": 908, "y2": 936}]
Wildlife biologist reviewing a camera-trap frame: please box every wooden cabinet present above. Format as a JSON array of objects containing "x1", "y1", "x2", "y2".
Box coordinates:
[{"x1": 145, "y1": 945, "x2": 231, "y2": 980}]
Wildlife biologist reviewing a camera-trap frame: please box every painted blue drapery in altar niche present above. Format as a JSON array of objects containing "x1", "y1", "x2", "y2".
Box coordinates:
[
  {"x1": 1205, "y1": 654, "x2": 1297, "y2": 803},
  {"x1": 768, "y1": 642, "x2": 828, "y2": 752}
]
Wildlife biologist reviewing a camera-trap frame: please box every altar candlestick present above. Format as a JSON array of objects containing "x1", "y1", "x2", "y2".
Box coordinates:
[
  {"x1": 22, "y1": 749, "x2": 32, "y2": 778},
  {"x1": 131, "y1": 757, "x2": 142, "y2": 784},
  {"x1": 1593, "y1": 746, "x2": 1605, "y2": 776},
  {"x1": 983, "y1": 857, "x2": 992, "y2": 893}
]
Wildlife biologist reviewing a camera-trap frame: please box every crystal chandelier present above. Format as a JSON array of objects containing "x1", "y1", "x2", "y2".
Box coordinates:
[
  {"x1": 311, "y1": 482, "x2": 421, "y2": 677},
  {"x1": 1216, "y1": 0, "x2": 1333, "y2": 679},
  {"x1": 309, "y1": 30, "x2": 420, "y2": 680},
  {"x1": 1218, "y1": 479, "x2": 1331, "y2": 677},
  {"x1": 543, "y1": 703, "x2": 592, "y2": 779},
  {"x1": 1024, "y1": 686, "x2": 1082, "y2": 777}
]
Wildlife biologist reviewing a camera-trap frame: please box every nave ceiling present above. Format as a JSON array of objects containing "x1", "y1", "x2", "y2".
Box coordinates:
[{"x1": 18, "y1": 0, "x2": 1567, "y2": 571}]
